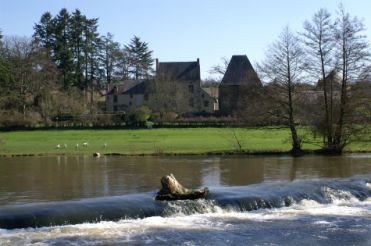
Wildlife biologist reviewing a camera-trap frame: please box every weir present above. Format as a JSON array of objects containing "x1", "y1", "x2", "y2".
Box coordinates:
[{"x1": 0, "y1": 178, "x2": 370, "y2": 230}]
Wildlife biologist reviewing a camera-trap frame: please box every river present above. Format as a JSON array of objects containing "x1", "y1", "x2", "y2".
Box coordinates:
[{"x1": 0, "y1": 154, "x2": 370, "y2": 245}]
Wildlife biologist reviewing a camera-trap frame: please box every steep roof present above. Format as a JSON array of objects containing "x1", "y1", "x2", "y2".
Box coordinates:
[
  {"x1": 107, "y1": 80, "x2": 147, "y2": 95},
  {"x1": 316, "y1": 70, "x2": 342, "y2": 91},
  {"x1": 221, "y1": 55, "x2": 261, "y2": 86},
  {"x1": 157, "y1": 61, "x2": 200, "y2": 81}
]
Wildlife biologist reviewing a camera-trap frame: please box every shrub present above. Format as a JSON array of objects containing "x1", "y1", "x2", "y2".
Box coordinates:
[{"x1": 127, "y1": 106, "x2": 152, "y2": 127}]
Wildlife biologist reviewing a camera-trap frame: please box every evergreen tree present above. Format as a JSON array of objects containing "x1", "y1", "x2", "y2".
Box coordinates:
[
  {"x1": 54, "y1": 8, "x2": 74, "y2": 88},
  {"x1": 125, "y1": 36, "x2": 153, "y2": 79},
  {"x1": 82, "y1": 17, "x2": 100, "y2": 90},
  {"x1": 99, "y1": 32, "x2": 121, "y2": 85},
  {"x1": 33, "y1": 12, "x2": 54, "y2": 53},
  {"x1": 70, "y1": 9, "x2": 86, "y2": 88}
]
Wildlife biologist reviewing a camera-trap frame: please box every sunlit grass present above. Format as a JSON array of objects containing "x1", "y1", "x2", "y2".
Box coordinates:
[{"x1": 0, "y1": 127, "x2": 369, "y2": 156}]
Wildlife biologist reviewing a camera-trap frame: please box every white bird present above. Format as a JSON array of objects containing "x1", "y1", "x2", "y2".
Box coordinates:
[
  {"x1": 63, "y1": 144, "x2": 67, "y2": 148},
  {"x1": 76, "y1": 143, "x2": 79, "y2": 148},
  {"x1": 56, "y1": 144, "x2": 61, "y2": 149},
  {"x1": 83, "y1": 142, "x2": 89, "y2": 147},
  {"x1": 103, "y1": 143, "x2": 107, "y2": 148}
]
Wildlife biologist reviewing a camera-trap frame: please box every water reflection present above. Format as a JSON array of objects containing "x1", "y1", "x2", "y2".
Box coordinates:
[{"x1": 0, "y1": 154, "x2": 370, "y2": 206}]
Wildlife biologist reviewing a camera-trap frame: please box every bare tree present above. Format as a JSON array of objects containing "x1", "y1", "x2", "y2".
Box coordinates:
[
  {"x1": 208, "y1": 56, "x2": 229, "y2": 80},
  {"x1": 1, "y1": 36, "x2": 61, "y2": 125},
  {"x1": 258, "y1": 26, "x2": 305, "y2": 155},
  {"x1": 330, "y1": 5, "x2": 371, "y2": 153},
  {"x1": 149, "y1": 73, "x2": 187, "y2": 123},
  {"x1": 302, "y1": 8, "x2": 336, "y2": 148}
]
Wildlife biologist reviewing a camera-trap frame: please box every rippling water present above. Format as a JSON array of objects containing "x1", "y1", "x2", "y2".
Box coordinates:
[{"x1": 0, "y1": 154, "x2": 370, "y2": 245}]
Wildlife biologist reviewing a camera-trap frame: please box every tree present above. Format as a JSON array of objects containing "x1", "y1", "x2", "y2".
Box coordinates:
[
  {"x1": 81, "y1": 17, "x2": 100, "y2": 106},
  {"x1": 1, "y1": 36, "x2": 58, "y2": 122},
  {"x1": 70, "y1": 9, "x2": 86, "y2": 88},
  {"x1": 208, "y1": 56, "x2": 229, "y2": 80},
  {"x1": 33, "y1": 12, "x2": 54, "y2": 53},
  {"x1": 116, "y1": 48, "x2": 131, "y2": 80},
  {"x1": 99, "y1": 32, "x2": 121, "y2": 85},
  {"x1": 302, "y1": 8, "x2": 336, "y2": 149},
  {"x1": 148, "y1": 73, "x2": 188, "y2": 123},
  {"x1": 125, "y1": 36, "x2": 153, "y2": 79},
  {"x1": 330, "y1": 5, "x2": 370, "y2": 153},
  {"x1": 259, "y1": 26, "x2": 305, "y2": 155},
  {"x1": 33, "y1": 9, "x2": 100, "y2": 91},
  {"x1": 53, "y1": 8, "x2": 74, "y2": 88},
  {"x1": 0, "y1": 34, "x2": 13, "y2": 95}
]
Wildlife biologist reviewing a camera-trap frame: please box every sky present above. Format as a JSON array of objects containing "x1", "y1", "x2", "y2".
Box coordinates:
[{"x1": 1, "y1": 0, "x2": 371, "y2": 79}]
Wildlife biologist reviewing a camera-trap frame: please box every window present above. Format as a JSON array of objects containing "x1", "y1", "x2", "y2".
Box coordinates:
[
  {"x1": 113, "y1": 95, "x2": 117, "y2": 103},
  {"x1": 189, "y1": 98, "x2": 194, "y2": 107},
  {"x1": 188, "y1": 84, "x2": 194, "y2": 93},
  {"x1": 201, "y1": 94, "x2": 205, "y2": 98},
  {"x1": 113, "y1": 105, "x2": 118, "y2": 112},
  {"x1": 144, "y1": 94, "x2": 149, "y2": 101},
  {"x1": 129, "y1": 101, "x2": 132, "y2": 106},
  {"x1": 204, "y1": 100, "x2": 209, "y2": 107},
  {"x1": 130, "y1": 94, "x2": 133, "y2": 98}
]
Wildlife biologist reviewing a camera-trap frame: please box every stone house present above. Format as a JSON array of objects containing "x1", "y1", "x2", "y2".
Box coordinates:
[
  {"x1": 154, "y1": 58, "x2": 215, "y2": 114},
  {"x1": 105, "y1": 59, "x2": 215, "y2": 114},
  {"x1": 219, "y1": 55, "x2": 262, "y2": 115},
  {"x1": 105, "y1": 80, "x2": 149, "y2": 113}
]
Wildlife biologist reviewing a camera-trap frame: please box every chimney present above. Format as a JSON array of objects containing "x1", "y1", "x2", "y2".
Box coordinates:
[
  {"x1": 155, "y1": 58, "x2": 159, "y2": 72},
  {"x1": 197, "y1": 58, "x2": 200, "y2": 65}
]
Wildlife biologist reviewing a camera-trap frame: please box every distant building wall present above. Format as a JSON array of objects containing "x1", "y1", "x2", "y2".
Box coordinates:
[
  {"x1": 219, "y1": 85, "x2": 240, "y2": 115},
  {"x1": 106, "y1": 93, "x2": 145, "y2": 112}
]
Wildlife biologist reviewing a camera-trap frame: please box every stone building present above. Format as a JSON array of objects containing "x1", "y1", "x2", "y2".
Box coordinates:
[
  {"x1": 155, "y1": 59, "x2": 215, "y2": 114},
  {"x1": 105, "y1": 59, "x2": 215, "y2": 114},
  {"x1": 105, "y1": 80, "x2": 150, "y2": 113},
  {"x1": 219, "y1": 55, "x2": 262, "y2": 115}
]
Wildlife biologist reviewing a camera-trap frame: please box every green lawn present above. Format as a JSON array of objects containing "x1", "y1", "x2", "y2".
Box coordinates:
[{"x1": 0, "y1": 127, "x2": 369, "y2": 156}]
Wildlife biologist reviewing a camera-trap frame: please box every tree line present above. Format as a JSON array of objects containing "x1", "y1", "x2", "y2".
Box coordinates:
[{"x1": 0, "y1": 8, "x2": 153, "y2": 126}]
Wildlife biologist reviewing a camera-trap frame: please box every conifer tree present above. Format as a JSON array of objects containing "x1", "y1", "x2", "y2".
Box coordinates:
[{"x1": 125, "y1": 36, "x2": 153, "y2": 79}]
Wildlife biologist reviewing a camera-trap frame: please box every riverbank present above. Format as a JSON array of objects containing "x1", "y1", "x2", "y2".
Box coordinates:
[{"x1": 0, "y1": 128, "x2": 370, "y2": 156}]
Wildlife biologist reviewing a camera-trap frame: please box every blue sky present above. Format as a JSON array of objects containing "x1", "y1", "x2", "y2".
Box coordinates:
[{"x1": 1, "y1": 0, "x2": 371, "y2": 79}]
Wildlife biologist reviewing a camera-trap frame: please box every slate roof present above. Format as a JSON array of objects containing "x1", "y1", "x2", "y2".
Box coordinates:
[
  {"x1": 316, "y1": 70, "x2": 342, "y2": 91},
  {"x1": 157, "y1": 61, "x2": 200, "y2": 81},
  {"x1": 107, "y1": 80, "x2": 148, "y2": 95},
  {"x1": 221, "y1": 55, "x2": 261, "y2": 86}
]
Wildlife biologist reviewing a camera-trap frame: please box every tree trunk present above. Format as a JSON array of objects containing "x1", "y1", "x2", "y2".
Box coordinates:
[
  {"x1": 155, "y1": 174, "x2": 208, "y2": 201},
  {"x1": 287, "y1": 60, "x2": 302, "y2": 156}
]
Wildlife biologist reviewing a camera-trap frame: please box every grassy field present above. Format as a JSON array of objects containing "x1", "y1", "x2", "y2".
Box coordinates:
[{"x1": 0, "y1": 127, "x2": 370, "y2": 156}]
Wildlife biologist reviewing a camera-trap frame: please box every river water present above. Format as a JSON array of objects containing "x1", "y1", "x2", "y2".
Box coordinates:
[{"x1": 0, "y1": 154, "x2": 370, "y2": 245}]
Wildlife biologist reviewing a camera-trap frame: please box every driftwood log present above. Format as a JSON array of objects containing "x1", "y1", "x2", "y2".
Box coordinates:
[{"x1": 155, "y1": 174, "x2": 209, "y2": 201}]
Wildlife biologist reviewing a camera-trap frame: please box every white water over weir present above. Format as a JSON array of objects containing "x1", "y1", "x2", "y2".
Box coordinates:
[{"x1": 0, "y1": 177, "x2": 370, "y2": 245}]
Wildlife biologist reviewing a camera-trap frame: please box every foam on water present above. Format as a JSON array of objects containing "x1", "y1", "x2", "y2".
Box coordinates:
[
  {"x1": 1, "y1": 197, "x2": 370, "y2": 245},
  {"x1": 1, "y1": 177, "x2": 370, "y2": 245}
]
